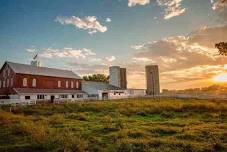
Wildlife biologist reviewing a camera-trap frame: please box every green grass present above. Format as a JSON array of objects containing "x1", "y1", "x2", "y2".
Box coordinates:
[{"x1": 0, "y1": 98, "x2": 227, "y2": 152}]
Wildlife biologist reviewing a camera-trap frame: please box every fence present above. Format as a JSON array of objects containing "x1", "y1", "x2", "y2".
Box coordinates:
[
  {"x1": 161, "y1": 93, "x2": 227, "y2": 100},
  {"x1": 0, "y1": 99, "x2": 36, "y2": 106}
]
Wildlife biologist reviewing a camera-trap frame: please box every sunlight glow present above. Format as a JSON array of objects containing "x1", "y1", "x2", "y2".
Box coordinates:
[
  {"x1": 213, "y1": 73, "x2": 227, "y2": 82},
  {"x1": 224, "y1": 64, "x2": 227, "y2": 70}
]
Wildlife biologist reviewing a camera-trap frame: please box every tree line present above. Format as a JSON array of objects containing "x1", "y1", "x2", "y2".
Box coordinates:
[{"x1": 83, "y1": 74, "x2": 109, "y2": 83}]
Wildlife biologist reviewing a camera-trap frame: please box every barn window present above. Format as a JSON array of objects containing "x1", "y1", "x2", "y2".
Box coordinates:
[
  {"x1": 8, "y1": 69, "x2": 10, "y2": 76},
  {"x1": 3, "y1": 81, "x2": 5, "y2": 88},
  {"x1": 76, "y1": 81, "x2": 79, "y2": 89},
  {"x1": 58, "y1": 81, "x2": 61, "y2": 88},
  {"x1": 10, "y1": 78, "x2": 13, "y2": 87},
  {"x1": 23, "y1": 78, "x2": 27, "y2": 87},
  {"x1": 72, "y1": 95, "x2": 74, "y2": 98},
  {"x1": 6, "y1": 79, "x2": 9, "y2": 88},
  {"x1": 32, "y1": 79, "x2": 36, "y2": 87},
  {"x1": 66, "y1": 81, "x2": 68, "y2": 88},
  {"x1": 60, "y1": 95, "x2": 68, "y2": 98},
  {"x1": 25, "y1": 96, "x2": 30, "y2": 100},
  {"x1": 3, "y1": 70, "x2": 6, "y2": 78},
  {"x1": 71, "y1": 81, "x2": 74, "y2": 88},
  {"x1": 37, "y1": 95, "x2": 45, "y2": 100},
  {"x1": 77, "y1": 94, "x2": 83, "y2": 98}
]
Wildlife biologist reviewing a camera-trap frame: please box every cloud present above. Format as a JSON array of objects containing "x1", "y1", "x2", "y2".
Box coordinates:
[
  {"x1": 26, "y1": 48, "x2": 36, "y2": 53},
  {"x1": 55, "y1": 16, "x2": 107, "y2": 34},
  {"x1": 40, "y1": 47, "x2": 96, "y2": 59},
  {"x1": 211, "y1": 0, "x2": 227, "y2": 23},
  {"x1": 213, "y1": 72, "x2": 227, "y2": 82},
  {"x1": 105, "y1": 56, "x2": 116, "y2": 62},
  {"x1": 68, "y1": 62, "x2": 108, "y2": 75},
  {"x1": 135, "y1": 25, "x2": 227, "y2": 71},
  {"x1": 131, "y1": 44, "x2": 145, "y2": 50},
  {"x1": 157, "y1": 0, "x2": 186, "y2": 19},
  {"x1": 129, "y1": 25, "x2": 227, "y2": 88},
  {"x1": 188, "y1": 25, "x2": 227, "y2": 48},
  {"x1": 127, "y1": 0, "x2": 185, "y2": 19},
  {"x1": 211, "y1": 0, "x2": 227, "y2": 10},
  {"x1": 83, "y1": 49, "x2": 96, "y2": 56},
  {"x1": 161, "y1": 65, "x2": 224, "y2": 83},
  {"x1": 128, "y1": 0, "x2": 150, "y2": 7},
  {"x1": 133, "y1": 57, "x2": 154, "y2": 63},
  {"x1": 224, "y1": 64, "x2": 227, "y2": 69},
  {"x1": 106, "y1": 18, "x2": 112, "y2": 23}
]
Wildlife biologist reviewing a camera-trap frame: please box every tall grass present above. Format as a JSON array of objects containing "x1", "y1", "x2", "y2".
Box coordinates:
[{"x1": 0, "y1": 98, "x2": 227, "y2": 152}]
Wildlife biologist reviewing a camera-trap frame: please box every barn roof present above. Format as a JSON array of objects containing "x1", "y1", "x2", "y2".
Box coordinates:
[
  {"x1": 82, "y1": 81, "x2": 122, "y2": 90},
  {"x1": 6, "y1": 61, "x2": 81, "y2": 79}
]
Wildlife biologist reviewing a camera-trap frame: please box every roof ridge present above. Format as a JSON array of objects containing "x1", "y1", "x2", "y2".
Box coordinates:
[
  {"x1": 5, "y1": 61, "x2": 81, "y2": 79},
  {"x1": 7, "y1": 61, "x2": 73, "y2": 72},
  {"x1": 83, "y1": 81, "x2": 108, "y2": 84}
]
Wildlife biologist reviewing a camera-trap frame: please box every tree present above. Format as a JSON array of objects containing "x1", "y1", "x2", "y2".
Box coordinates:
[
  {"x1": 83, "y1": 74, "x2": 109, "y2": 83},
  {"x1": 215, "y1": 42, "x2": 227, "y2": 56}
]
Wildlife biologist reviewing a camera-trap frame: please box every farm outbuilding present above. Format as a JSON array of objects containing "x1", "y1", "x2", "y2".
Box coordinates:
[
  {"x1": 0, "y1": 61, "x2": 87, "y2": 104},
  {"x1": 82, "y1": 81, "x2": 146, "y2": 100}
]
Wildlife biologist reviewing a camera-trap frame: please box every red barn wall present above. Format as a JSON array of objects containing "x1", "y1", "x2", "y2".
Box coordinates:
[
  {"x1": 15, "y1": 74, "x2": 82, "y2": 90},
  {"x1": 0, "y1": 63, "x2": 16, "y2": 95},
  {"x1": 0, "y1": 63, "x2": 82, "y2": 95}
]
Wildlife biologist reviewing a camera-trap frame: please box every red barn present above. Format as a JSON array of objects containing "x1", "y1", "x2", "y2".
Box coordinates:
[{"x1": 0, "y1": 61, "x2": 87, "y2": 104}]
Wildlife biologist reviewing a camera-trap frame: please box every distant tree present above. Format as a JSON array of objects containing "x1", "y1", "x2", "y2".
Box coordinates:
[
  {"x1": 83, "y1": 74, "x2": 109, "y2": 83},
  {"x1": 215, "y1": 42, "x2": 227, "y2": 56}
]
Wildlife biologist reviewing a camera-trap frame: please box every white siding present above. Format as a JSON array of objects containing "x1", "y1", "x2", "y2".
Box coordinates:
[
  {"x1": 58, "y1": 81, "x2": 61, "y2": 88},
  {"x1": 10, "y1": 78, "x2": 13, "y2": 87},
  {"x1": 32, "y1": 79, "x2": 36, "y2": 87},
  {"x1": 23, "y1": 78, "x2": 27, "y2": 87},
  {"x1": 3, "y1": 81, "x2": 5, "y2": 88},
  {"x1": 71, "y1": 81, "x2": 74, "y2": 88},
  {"x1": 6, "y1": 79, "x2": 9, "y2": 88},
  {"x1": 66, "y1": 81, "x2": 69, "y2": 88},
  {"x1": 76, "y1": 81, "x2": 79, "y2": 89}
]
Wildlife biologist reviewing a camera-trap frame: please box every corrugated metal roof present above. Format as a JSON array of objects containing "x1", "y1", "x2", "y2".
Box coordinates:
[
  {"x1": 82, "y1": 81, "x2": 121, "y2": 90},
  {"x1": 14, "y1": 88, "x2": 86, "y2": 94},
  {"x1": 6, "y1": 61, "x2": 81, "y2": 79}
]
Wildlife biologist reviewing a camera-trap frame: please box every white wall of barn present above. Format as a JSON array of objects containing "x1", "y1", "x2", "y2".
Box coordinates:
[
  {"x1": 128, "y1": 89, "x2": 146, "y2": 97},
  {"x1": 17, "y1": 93, "x2": 88, "y2": 101},
  {"x1": 98, "y1": 90, "x2": 129, "y2": 100},
  {"x1": 97, "y1": 89, "x2": 146, "y2": 100}
]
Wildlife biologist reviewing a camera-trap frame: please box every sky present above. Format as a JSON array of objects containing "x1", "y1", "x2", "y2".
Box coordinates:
[{"x1": 0, "y1": 0, "x2": 227, "y2": 90}]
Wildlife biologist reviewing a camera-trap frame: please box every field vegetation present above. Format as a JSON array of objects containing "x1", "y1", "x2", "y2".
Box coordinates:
[{"x1": 0, "y1": 98, "x2": 227, "y2": 152}]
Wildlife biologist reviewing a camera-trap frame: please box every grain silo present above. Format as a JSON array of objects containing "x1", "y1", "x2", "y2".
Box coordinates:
[
  {"x1": 145, "y1": 65, "x2": 160, "y2": 96},
  {"x1": 109, "y1": 66, "x2": 127, "y2": 89}
]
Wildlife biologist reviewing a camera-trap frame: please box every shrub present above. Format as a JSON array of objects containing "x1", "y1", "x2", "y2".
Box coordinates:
[
  {"x1": 57, "y1": 128, "x2": 88, "y2": 152},
  {"x1": 115, "y1": 118, "x2": 124, "y2": 130},
  {"x1": 48, "y1": 114, "x2": 64, "y2": 125},
  {"x1": 161, "y1": 111, "x2": 174, "y2": 118},
  {"x1": 13, "y1": 120, "x2": 50, "y2": 146},
  {"x1": 127, "y1": 130, "x2": 145, "y2": 139},
  {"x1": 116, "y1": 143, "x2": 133, "y2": 152},
  {"x1": 65, "y1": 113, "x2": 87, "y2": 121},
  {"x1": 0, "y1": 110, "x2": 13, "y2": 125},
  {"x1": 149, "y1": 127, "x2": 178, "y2": 136}
]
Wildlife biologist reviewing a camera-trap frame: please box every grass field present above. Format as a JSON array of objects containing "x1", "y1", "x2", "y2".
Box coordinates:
[{"x1": 0, "y1": 98, "x2": 227, "y2": 152}]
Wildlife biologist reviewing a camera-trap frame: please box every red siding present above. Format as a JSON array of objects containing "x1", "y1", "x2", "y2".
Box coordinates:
[
  {"x1": 15, "y1": 74, "x2": 81, "y2": 90},
  {"x1": 0, "y1": 63, "x2": 82, "y2": 95},
  {"x1": 0, "y1": 63, "x2": 16, "y2": 95}
]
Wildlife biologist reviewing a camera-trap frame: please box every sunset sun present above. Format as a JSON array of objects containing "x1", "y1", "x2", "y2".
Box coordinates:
[{"x1": 213, "y1": 73, "x2": 227, "y2": 82}]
